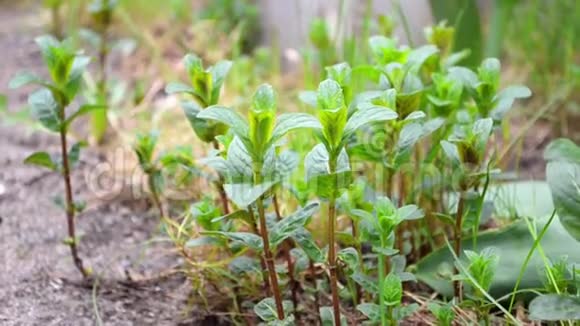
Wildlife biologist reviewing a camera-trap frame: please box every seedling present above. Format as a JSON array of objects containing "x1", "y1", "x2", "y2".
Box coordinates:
[
  {"x1": 304, "y1": 78, "x2": 398, "y2": 325},
  {"x1": 353, "y1": 196, "x2": 423, "y2": 325},
  {"x1": 197, "y1": 83, "x2": 321, "y2": 321},
  {"x1": 10, "y1": 36, "x2": 105, "y2": 278},
  {"x1": 166, "y1": 53, "x2": 233, "y2": 213}
]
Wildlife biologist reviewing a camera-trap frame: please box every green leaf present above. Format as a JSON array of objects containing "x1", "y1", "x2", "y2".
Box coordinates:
[
  {"x1": 305, "y1": 144, "x2": 352, "y2": 198},
  {"x1": 24, "y1": 151, "x2": 58, "y2": 171},
  {"x1": 202, "y1": 231, "x2": 263, "y2": 251},
  {"x1": 343, "y1": 105, "x2": 397, "y2": 137},
  {"x1": 298, "y1": 91, "x2": 317, "y2": 107},
  {"x1": 337, "y1": 247, "x2": 359, "y2": 271},
  {"x1": 165, "y1": 82, "x2": 197, "y2": 95},
  {"x1": 292, "y1": 228, "x2": 326, "y2": 263},
  {"x1": 225, "y1": 136, "x2": 254, "y2": 182},
  {"x1": 397, "y1": 205, "x2": 424, "y2": 221},
  {"x1": 440, "y1": 140, "x2": 461, "y2": 166},
  {"x1": 495, "y1": 85, "x2": 532, "y2": 102},
  {"x1": 352, "y1": 271, "x2": 379, "y2": 294},
  {"x1": 529, "y1": 294, "x2": 580, "y2": 321},
  {"x1": 546, "y1": 159, "x2": 580, "y2": 241},
  {"x1": 197, "y1": 105, "x2": 249, "y2": 139},
  {"x1": 356, "y1": 303, "x2": 380, "y2": 322},
  {"x1": 209, "y1": 60, "x2": 232, "y2": 104},
  {"x1": 317, "y1": 79, "x2": 344, "y2": 111},
  {"x1": 65, "y1": 104, "x2": 106, "y2": 128},
  {"x1": 254, "y1": 297, "x2": 293, "y2": 322},
  {"x1": 224, "y1": 181, "x2": 278, "y2": 208},
  {"x1": 68, "y1": 142, "x2": 86, "y2": 168},
  {"x1": 181, "y1": 101, "x2": 228, "y2": 143},
  {"x1": 416, "y1": 182, "x2": 580, "y2": 298},
  {"x1": 28, "y1": 89, "x2": 62, "y2": 132},
  {"x1": 270, "y1": 202, "x2": 320, "y2": 247},
  {"x1": 9, "y1": 72, "x2": 48, "y2": 89},
  {"x1": 319, "y1": 306, "x2": 347, "y2": 326},
  {"x1": 406, "y1": 45, "x2": 439, "y2": 70},
  {"x1": 383, "y1": 273, "x2": 403, "y2": 306},
  {"x1": 544, "y1": 138, "x2": 580, "y2": 164},
  {"x1": 270, "y1": 113, "x2": 321, "y2": 144}
]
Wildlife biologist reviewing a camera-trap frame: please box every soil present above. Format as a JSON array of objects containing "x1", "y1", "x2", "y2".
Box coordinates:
[
  {"x1": 0, "y1": 3, "x2": 553, "y2": 326},
  {"x1": 0, "y1": 4, "x2": 217, "y2": 326}
]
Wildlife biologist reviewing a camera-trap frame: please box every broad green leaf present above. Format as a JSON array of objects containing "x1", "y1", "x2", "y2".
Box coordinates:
[
  {"x1": 228, "y1": 256, "x2": 261, "y2": 276},
  {"x1": 68, "y1": 142, "x2": 85, "y2": 168},
  {"x1": 356, "y1": 303, "x2": 380, "y2": 322},
  {"x1": 383, "y1": 273, "x2": 403, "y2": 306},
  {"x1": 298, "y1": 91, "x2": 317, "y2": 107},
  {"x1": 270, "y1": 202, "x2": 320, "y2": 247},
  {"x1": 254, "y1": 297, "x2": 293, "y2": 322},
  {"x1": 317, "y1": 79, "x2": 344, "y2": 111},
  {"x1": 24, "y1": 151, "x2": 57, "y2": 171},
  {"x1": 352, "y1": 271, "x2": 379, "y2": 294},
  {"x1": 440, "y1": 140, "x2": 461, "y2": 166},
  {"x1": 9, "y1": 72, "x2": 48, "y2": 89},
  {"x1": 165, "y1": 82, "x2": 197, "y2": 95},
  {"x1": 226, "y1": 136, "x2": 253, "y2": 182},
  {"x1": 202, "y1": 231, "x2": 263, "y2": 251},
  {"x1": 494, "y1": 85, "x2": 532, "y2": 102},
  {"x1": 546, "y1": 160, "x2": 580, "y2": 241},
  {"x1": 28, "y1": 89, "x2": 62, "y2": 132},
  {"x1": 270, "y1": 113, "x2": 321, "y2": 144},
  {"x1": 396, "y1": 122, "x2": 423, "y2": 152},
  {"x1": 181, "y1": 101, "x2": 228, "y2": 143},
  {"x1": 319, "y1": 306, "x2": 347, "y2": 326},
  {"x1": 197, "y1": 105, "x2": 249, "y2": 139},
  {"x1": 397, "y1": 205, "x2": 424, "y2": 221},
  {"x1": 292, "y1": 228, "x2": 325, "y2": 263},
  {"x1": 406, "y1": 45, "x2": 439, "y2": 70},
  {"x1": 478, "y1": 58, "x2": 501, "y2": 87},
  {"x1": 529, "y1": 294, "x2": 580, "y2": 321},
  {"x1": 544, "y1": 138, "x2": 580, "y2": 164},
  {"x1": 343, "y1": 105, "x2": 397, "y2": 137},
  {"x1": 416, "y1": 182, "x2": 580, "y2": 298},
  {"x1": 337, "y1": 247, "x2": 359, "y2": 271},
  {"x1": 404, "y1": 111, "x2": 426, "y2": 121},
  {"x1": 305, "y1": 144, "x2": 352, "y2": 198},
  {"x1": 65, "y1": 104, "x2": 106, "y2": 127},
  {"x1": 224, "y1": 181, "x2": 278, "y2": 208},
  {"x1": 209, "y1": 60, "x2": 232, "y2": 104}
]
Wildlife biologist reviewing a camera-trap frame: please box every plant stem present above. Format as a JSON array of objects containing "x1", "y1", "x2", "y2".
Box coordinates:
[
  {"x1": 248, "y1": 206, "x2": 271, "y2": 296},
  {"x1": 59, "y1": 117, "x2": 88, "y2": 278},
  {"x1": 254, "y1": 172, "x2": 284, "y2": 320},
  {"x1": 273, "y1": 194, "x2": 300, "y2": 318},
  {"x1": 327, "y1": 156, "x2": 341, "y2": 326},
  {"x1": 378, "y1": 237, "x2": 387, "y2": 326},
  {"x1": 147, "y1": 172, "x2": 164, "y2": 218},
  {"x1": 212, "y1": 140, "x2": 230, "y2": 214},
  {"x1": 308, "y1": 260, "x2": 321, "y2": 322},
  {"x1": 387, "y1": 305, "x2": 395, "y2": 326},
  {"x1": 351, "y1": 218, "x2": 362, "y2": 305},
  {"x1": 453, "y1": 189, "x2": 465, "y2": 301}
]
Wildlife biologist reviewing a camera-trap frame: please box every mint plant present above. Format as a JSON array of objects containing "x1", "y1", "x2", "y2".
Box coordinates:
[
  {"x1": 197, "y1": 83, "x2": 321, "y2": 321},
  {"x1": 166, "y1": 53, "x2": 233, "y2": 214},
  {"x1": 305, "y1": 78, "x2": 398, "y2": 325},
  {"x1": 353, "y1": 196, "x2": 423, "y2": 326},
  {"x1": 10, "y1": 36, "x2": 104, "y2": 278}
]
